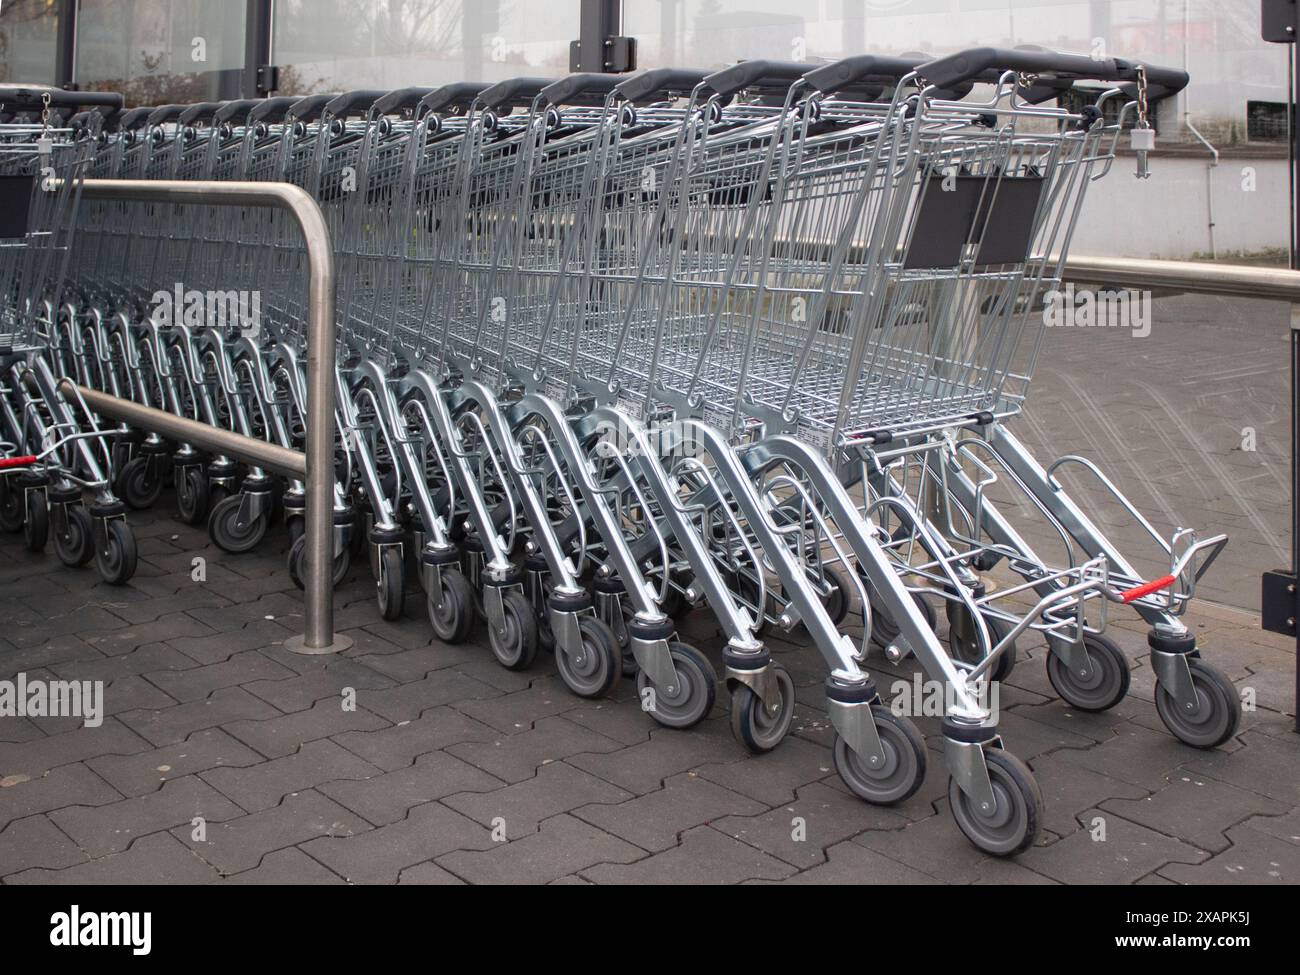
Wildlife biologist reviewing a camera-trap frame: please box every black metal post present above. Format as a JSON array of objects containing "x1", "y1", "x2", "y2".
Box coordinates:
[
  {"x1": 55, "y1": 0, "x2": 77, "y2": 88},
  {"x1": 570, "y1": 0, "x2": 635, "y2": 73},
  {"x1": 243, "y1": 0, "x2": 275, "y2": 97}
]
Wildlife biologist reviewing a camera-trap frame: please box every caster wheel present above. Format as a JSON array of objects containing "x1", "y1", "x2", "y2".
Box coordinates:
[
  {"x1": 22, "y1": 491, "x2": 48, "y2": 552},
  {"x1": 636, "y1": 641, "x2": 716, "y2": 729},
  {"x1": 730, "y1": 661, "x2": 795, "y2": 753},
  {"x1": 175, "y1": 468, "x2": 209, "y2": 525},
  {"x1": 820, "y1": 564, "x2": 855, "y2": 627},
  {"x1": 487, "y1": 589, "x2": 538, "y2": 671},
  {"x1": 286, "y1": 516, "x2": 305, "y2": 544},
  {"x1": 1046, "y1": 633, "x2": 1130, "y2": 712},
  {"x1": 428, "y1": 569, "x2": 475, "y2": 643},
  {"x1": 867, "y1": 585, "x2": 935, "y2": 649},
  {"x1": 948, "y1": 612, "x2": 1017, "y2": 682},
  {"x1": 208, "y1": 494, "x2": 270, "y2": 554},
  {"x1": 832, "y1": 705, "x2": 927, "y2": 805},
  {"x1": 0, "y1": 481, "x2": 24, "y2": 533},
  {"x1": 288, "y1": 534, "x2": 351, "y2": 590},
  {"x1": 948, "y1": 748, "x2": 1041, "y2": 857},
  {"x1": 118, "y1": 456, "x2": 163, "y2": 510},
  {"x1": 1154, "y1": 658, "x2": 1240, "y2": 749},
  {"x1": 54, "y1": 505, "x2": 95, "y2": 567},
  {"x1": 95, "y1": 519, "x2": 137, "y2": 585},
  {"x1": 375, "y1": 547, "x2": 405, "y2": 621},
  {"x1": 207, "y1": 484, "x2": 231, "y2": 512},
  {"x1": 555, "y1": 616, "x2": 620, "y2": 699}
]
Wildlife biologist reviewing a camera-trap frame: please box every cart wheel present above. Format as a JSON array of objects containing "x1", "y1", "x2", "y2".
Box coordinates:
[
  {"x1": 833, "y1": 705, "x2": 927, "y2": 805},
  {"x1": 948, "y1": 748, "x2": 1041, "y2": 857},
  {"x1": 55, "y1": 505, "x2": 95, "y2": 567},
  {"x1": 820, "y1": 564, "x2": 855, "y2": 627},
  {"x1": 555, "y1": 616, "x2": 620, "y2": 699},
  {"x1": 637, "y1": 641, "x2": 715, "y2": 729},
  {"x1": 488, "y1": 589, "x2": 538, "y2": 670},
  {"x1": 658, "y1": 579, "x2": 691, "y2": 622},
  {"x1": 1046, "y1": 633, "x2": 1130, "y2": 712},
  {"x1": 730, "y1": 661, "x2": 795, "y2": 753},
  {"x1": 948, "y1": 612, "x2": 1017, "y2": 682},
  {"x1": 286, "y1": 515, "x2": 304, "y2": 544},
  {"x1": 428, "y1": 569, "x2": 475, "y2": 644},
  {"x1": 0, "y1": 481, "x2": 24, "y2": 533},
  {"x1": 175, "y1": 469, "x2": 209, "y2": 525},
  {"x1": 208, "y1": 494, "x2": 270, "y2": 554},
  {"x1": 288, "y1": 533, "x2": 350, "y2": 591},
  {"x1": 867, "y1": 585, "x2": 935, "y2": 648},
  {"x1": 95, "y1": 519, "x2": 137, "y2": 585},
  {"x1": 375, "y1": 547, "x2": 406, "y2": 621},
  {"x1": 118, "y1": 456, "x2": 163, "y2": 510},
  {"x1": 1154, "y1": 658, "x2": 1240, "y2": 749},
  {"x1": 22, "y1": 491, "x2": 48, "y2": 552}
]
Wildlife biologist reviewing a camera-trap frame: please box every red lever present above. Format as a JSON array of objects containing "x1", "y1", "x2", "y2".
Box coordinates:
[
  {"x1": 1120, "y1": 574, "x2": 1175, "y2": 603},
  {"x1": 0, "y1": 455, "x2": 37, "y2": 470}
]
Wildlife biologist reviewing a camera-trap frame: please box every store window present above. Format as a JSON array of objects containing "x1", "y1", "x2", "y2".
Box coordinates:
[
  {"x1": 75, "y1": 0, "x2": 246, "y2": 104},
  {"x1": 0, "y1": 0, "x2": 61, "y2": 85}
]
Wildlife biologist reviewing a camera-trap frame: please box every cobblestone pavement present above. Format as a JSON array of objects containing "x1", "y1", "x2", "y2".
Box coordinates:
[{"x1": 0, "y1": 497, "x2": 1295, "y2": 885}]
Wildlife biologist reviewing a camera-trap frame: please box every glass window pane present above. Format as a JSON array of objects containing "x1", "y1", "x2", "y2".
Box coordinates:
[
  {"x1": 273, "y1": 0, "x2": 579, "y2": 93},
  {"x1": 0, "y1": 0, "x2": 61, "y2": 84}
]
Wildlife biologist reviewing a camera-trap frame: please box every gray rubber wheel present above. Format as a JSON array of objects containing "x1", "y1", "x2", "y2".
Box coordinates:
[
  {"x1": 55, "y1": 505, "x2": 94, "y2": 567},
  {"x1": 95, "y1": 518, "x2": 137, "y2": 585},
  {"x1": 22, "y1": 490, "x2": 47, "y2": 552},
  {"x1": 376, "y1": 547, "x2": 405, "y2": 621},
  {"x1": 730, "y1": 661, "x2": 795, "y2": 753},
  {"x1": 948, "y1": 611, "x2": 1017, "y2": 682},
  {"x1": 636, "y1": 641, "x2": 715, "y2": 729},
  {"x1": 948, "y1": 748, "x2": 1041, "y2": 857},
  {"x1": 1046, "y1": 633, "x2": 1130, "y2": 712},
  {"x1": 555, "y1": 616, "x2": 620, "y2": 699},
  {"x1": 488, "y1": 589, "x2": 538, "y2": 670},
  {"x1": 288, "y1": 533, "x2": 350, "y2": 590},
  {"x1": 1154, "y1": 658, "x2": 1240, "y2": 749},
  {"x1": 832, "y1": 705, "x2": 927, "y2": 805},
  {"x1": 208, "y1": 493, "x2": 270, "y2": 554},
  {"x1": 428, "y1": 569, "x2": 475, "y2": 644}
]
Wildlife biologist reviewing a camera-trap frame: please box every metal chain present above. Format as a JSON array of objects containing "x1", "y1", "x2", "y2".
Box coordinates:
[
  {"x1": 1136, "y1": 64, "x2": 1149, "y2": 127},
  {"x1": 40, "y1": 91, "x2": 52, "y2": 132}
]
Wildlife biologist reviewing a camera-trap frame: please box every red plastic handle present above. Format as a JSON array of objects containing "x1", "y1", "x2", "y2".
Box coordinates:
[
  {"x1": 0, "y1": 455, "x2": 37, "y2": 469},
  {"x1": 1120, "y1": 574, "x2": 1175, "y2": 604}
]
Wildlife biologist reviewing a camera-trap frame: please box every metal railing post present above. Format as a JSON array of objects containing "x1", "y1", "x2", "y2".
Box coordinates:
[{"x1": 65, "y1": 178, "x2": 351, "y2": 655}]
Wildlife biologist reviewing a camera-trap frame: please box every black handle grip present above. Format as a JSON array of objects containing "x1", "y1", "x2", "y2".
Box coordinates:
[
  {"x1": 119, "y1": 106, "x2": 157, "y2": 130},
  {"x1": 477, "y1": 77, "x2": 554, "y2": 110},
  {"x1": 248, "y1": 95, "x2": 302, "y2": 123},
  {"x1": 0, "y1": 85, "x2": 124, "y2": 112},
  {"x1": 613, "y1": 68, "x2": 712, "y2": 104},
  {"x1": 284, "y1": 93, "x2": 337, "y2": 123},
  {"x1": 703, "y1": 60, "x2": 817, "y2": 98},
  {"x1": 919, "y1": 47, "x2": 1122, "y2": 91},
  {"x1": 373, "y1": 86, "x2": 438, "y2": 115},
  {"x1": 1114, "y1": 58, "x2": 1190, "y2": 99},
  {"x1": 324, "y1": 89, "x2": 386, "y2": 118},
  {"x1": 540, "y1": 73, "x2": 622, "y2": 107},
  {"x1": 145, "y1": 104, "x2": 186, "y2": 127},
  {"x1": 418, "y1": 82, "x2": 491, "y2": 116},
  {"x1": 213, "y1": 99, "x2": 263, "y2": 124},
  {"x1": 178, "y1": 101, "x2": 223, "y2": 126},
  {"x1": 803, "y1": 55, "x2": 925, "y2": 96}
]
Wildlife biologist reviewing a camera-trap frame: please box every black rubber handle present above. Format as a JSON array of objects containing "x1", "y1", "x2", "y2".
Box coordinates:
[
  {"x1": 703, "y1": 60, "x2": 817, "y2": 98},
  {"x1": 802, "y1": 55, "x2": 925, "y2": 96},
  {"x1": 613, "y1": 68, "x2": 712, "y2": 104},
  {"x1": 324, "y1": 89, "x2": 386, "y2": 118},
  {"x1": 284, "y1": 93, "x2": 337, "y2": 123},
  {"x1": 540, "y1": 73, "x2": 622, "y2": 107},
  {"x1": 178, "y1": 101, "x2": 223, "y2": 126},
  {"x1": 214, "y1": 99, "x2": 264, "y2": 124},
  {"x1": 145, "y1": 104, "x2": 186, "y2": 127},
  {"x1": 119, "y1": 106, "x2": 157, "y2": 130},
  {"x1": 478, "y1": 77, "x2": 555, "y2": 110},
  {"x1": 919, "y1": 47, "x2": 1123, "y2": 91},
  {"x1": 373, "y1": 86, "x2": 438, "y2": 115},
  {"x1": 419, "y1": 82, "x2": 491, "y2": 116},
  {"x1": 0, "y1": 86, "x2": 124, "y2": 112},
  {"x1": 248, "y1": 95, "x2": 302, "y2": 123},
  {"x1": 1114, "y1": 58, "x2": 1189, "y2": 99}
]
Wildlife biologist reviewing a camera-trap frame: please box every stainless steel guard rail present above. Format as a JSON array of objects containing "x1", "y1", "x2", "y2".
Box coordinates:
[{"x1": 53, "y1": 178, "x2": 351, "y2": 655}]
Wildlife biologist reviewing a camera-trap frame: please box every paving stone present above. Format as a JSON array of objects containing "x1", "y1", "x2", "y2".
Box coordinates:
[
  {"x1": 560, "y1": 698, "x2": 656, "y2": 746},
  {"x1": 582, "y1": 825, "x2": 795, "y2": 884},
  {"x1": 0, "y1": 633, "x2": 105, "y2": 674},
  {"x1": 1030, "y1": 751, "x2": 1151, "y2": 838},
  {"x1": 0, "y1": 763, "x2": 122, "y2": 828},
  {"x1": 222, "y1": 847, "x2": 346, "y2": 884},
  {"x1": 0, "y1": 718, "x2": 151, "y2": 779},
  {"x1": 445, "y1": 715, "x2": 624, "y2": 784},
  {"x1": 105, "y1": 588, "x2": 233, "y2": 625},
  {"x1": 575, "y1": 772, "x2": 765, "y2": 853},
  {"x1": 351, "y1": 642, "x2": 483, "y2": 682},
  {"x1": 713, "y1": 781, "x2": 909, "y2": 868},
  {"x1": 1159, "y1": 823, "x2": 1300, "y2": 884},
  {"x1": 1236, "y1": 806, "x2": 1300, "y2": 847},
  {"x1": 1101, "y1": 772, "x2": 1288, "y2": 853},
  {"x1": 179, "y1": 789, "x2": 370, "y2": 874},
  {"x1": 223, "y1": 698, "x2": 390, "y2": 759},
  {"x1": 243, "y1": 659, "x2": 396, "y2": 713},
  {"x1": 47, "y1": 641, "x2": 195, "y2": 682},
  {"x1": 82, "y1": 612, "x2": 216, "y2": 657},
  {"x1": 358, "y1": 668, "x2": 500, "y2": 724},
  {"x1": 331, "y1": 706, "x2": 499, "y2": 771},
  {"x1": 5, "y1": 831, "x2": 223, "y2": 884},
  {"x1": 50, "y1": 774, "x2": 246, "y2": 857},
  {"x1": 1054, "y1": 723, "x2": 1196, "y2": 791},
  {"x1": 452, "y1": 674, "x2": 579, "y2": 733},
  {"x1": 144, "y1": 650, "x2": 297, "y2": 703},
  {"x1": 202, "y1": 739, "x2": 382, "y2": 813},
  {"x1": 101, "y1": 674, "x2": 180, "y2": 716},
  {"x1": 1181, "y1": 731, "x2": 1300, "y2": 806},
  {"x1": 396, "y1": 860, "x2": 468, "y2": 884},
  {"x1": 443, "y1": 760, "x2": 633, "y2": 838},
  {"x1": 567, "y1": 720, "x2": 747, "y2": 795},
  {"x1": 694, "y1": 735, "x2": 837, "y2": 806},
  {"x1": 302, "y1": 800, "x2": 493, "y2": 884},
  {"x1": 86, "y1": 728, "x2": 265, "y2": 797},
  {"x1": 0, "y1": 814, "x2": 88, "y2": 876},
  {"x1": 166, "y1": 619, "x2": 297, "y2": 666},
  {"x1": 3, "y1": 600, "x2": 127, "y2": 649},
  {"x1": 438, "y1": 813, "x2": 644, "y2": 884},
  {"x1": 1018, "y1": 806, "x2": 1208, "y2": 883},
  {"x1": 118, "y1": 686, "x2": 281, "y2": 747},
  {"x1": 320, "y1": 750, "x2": 503, "y2": 826},
  {"x1": 762, "y1": 839, "x2": 938, "y2": 884}
]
